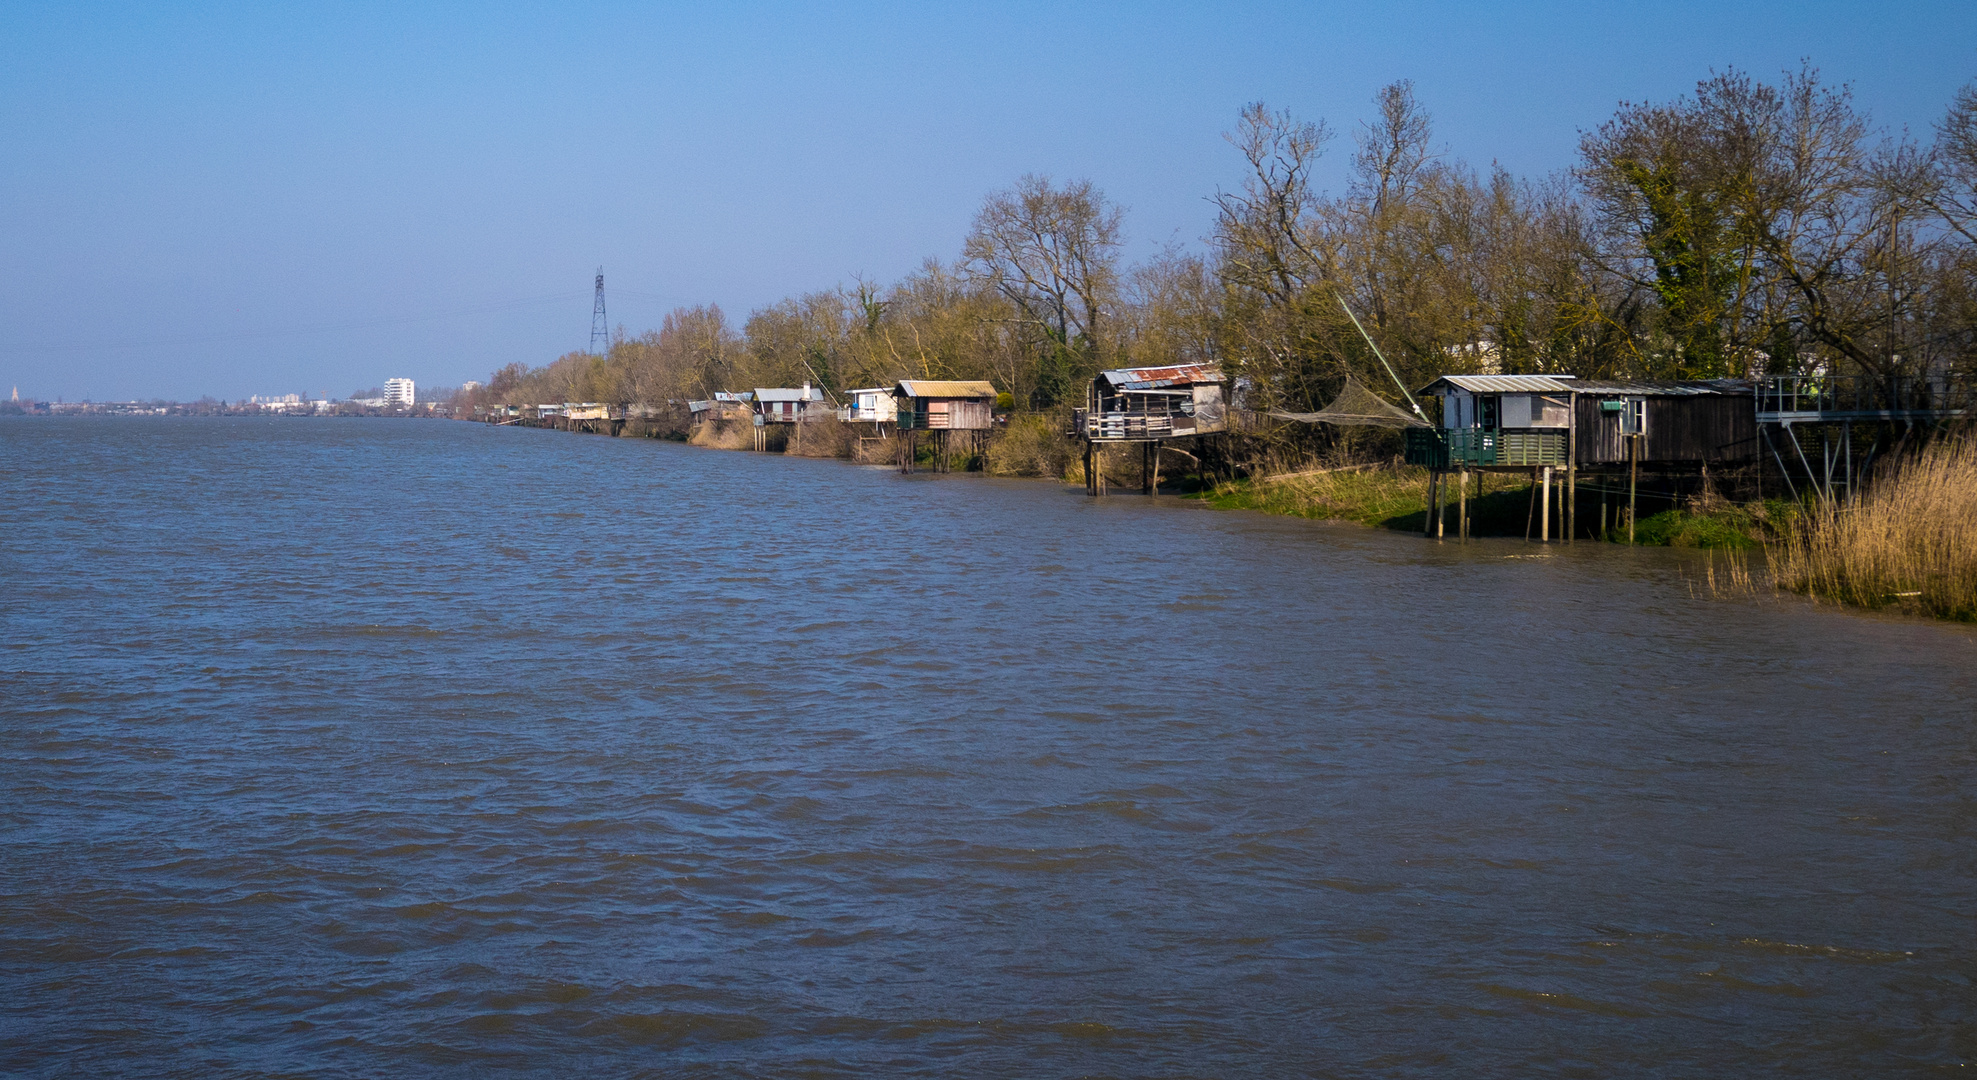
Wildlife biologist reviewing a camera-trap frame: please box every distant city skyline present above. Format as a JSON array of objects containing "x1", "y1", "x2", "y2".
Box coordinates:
[{"x1": 2, "y1": 1, "x2": 1971, "y2": 401}]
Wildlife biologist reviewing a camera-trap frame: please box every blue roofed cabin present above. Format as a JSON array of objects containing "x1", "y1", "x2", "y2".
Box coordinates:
[{"x1": 1080, "y1": 364, "x2": 1228, "y2": 442}]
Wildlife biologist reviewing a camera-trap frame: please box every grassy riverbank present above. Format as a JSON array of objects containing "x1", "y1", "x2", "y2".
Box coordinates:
[
  {"x1": 1193, "y1": 441, "x2": 1977, "y2": 624},
  {"x1": 1194, "y1": 464, "x2": 1786, "y2": 546}
]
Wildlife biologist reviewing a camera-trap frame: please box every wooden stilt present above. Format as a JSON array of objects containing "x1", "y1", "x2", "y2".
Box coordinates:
[
  {"x1": 1540, "y1": 465, "x2": 1551, "y2": 543},
  {"x1": 1628, "y1": 434, "x2": 1639, "y2": 544},
  {"x1": 1458, "y1": 469, "x2": 1468, "y2": 541},
  {"x1": 1566, "y1": 392, "x2": 1578, "y2": 543},
  {"x1": 1439, "y1": 468, "x2": 1455, "y2": 538}
]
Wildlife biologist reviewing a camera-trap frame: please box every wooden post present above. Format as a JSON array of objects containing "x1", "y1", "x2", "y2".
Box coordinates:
[
  {"x1": 1566, "y1": 392, "x2": 1577, "y2": 543},
  {"x1": 1540, "y1": 465, "x2": 1551, "y2": 542},
  {"x1": 1085, "y1": 441, "x2": 1096, "y2": 496},
  {"x1": 1143, "y1": 442, "x2": 1155, "y2": 495},
  {"x1": 1439, "y1": 468, "x2": 1455, "y2": 538},
  {"x1": 1458, "y1": 469, "x2": 1468, "y2": 541},
  {"x1": 1628, "y1": 433, "x2": 1639, "y2": 545},
  {"x1": 1424, "y1": 470, "x2": 1437, "y2": 537}
]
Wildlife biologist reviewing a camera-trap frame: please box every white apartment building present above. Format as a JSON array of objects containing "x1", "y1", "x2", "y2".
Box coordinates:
[{"x1": 384, "y1": 378, "x2": 416, "y2": 408}]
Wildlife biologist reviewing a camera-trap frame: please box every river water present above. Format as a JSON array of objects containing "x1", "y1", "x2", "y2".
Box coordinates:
[{"x1": 2, "y1": 416, "x2": 1972, "y2": 1077}]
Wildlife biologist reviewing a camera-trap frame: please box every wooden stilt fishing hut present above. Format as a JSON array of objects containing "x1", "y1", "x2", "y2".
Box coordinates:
[
  {"x1": 892, "y1": 380, "x2": 996, "y2": 473},
  {"x1": 751, "y1": 384, "x2": 829, "y2": 450},
  {"x1": 1406, "y1": 375, "x2": 1758, "y2": 543},
  {"x1": 689, "y1": 392, "x2": 753, "y2": 426},
  {"x1": 1076, "y1": 364, "x2": 1228, "y2": 495}
]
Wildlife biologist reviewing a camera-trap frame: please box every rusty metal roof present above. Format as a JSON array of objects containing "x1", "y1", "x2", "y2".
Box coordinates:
[
  {"x1": 894, "y1": 379, "x2": 997, "y2": 399},
  {"x1": 1098, "y1": 364, "x2": 1225, "y2": 390}
]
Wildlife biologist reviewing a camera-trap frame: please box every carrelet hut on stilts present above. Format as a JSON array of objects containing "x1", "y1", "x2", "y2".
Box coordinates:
[
  {"x1": 892, "y1": 380, "x2": 997, "y2": 473},
  {"x1": 1404, "y1": 374, "x2": 1757, "y2": 542},
  {"x1": 1076, "y1": 364, "x2": 1229, "y2": 495}
]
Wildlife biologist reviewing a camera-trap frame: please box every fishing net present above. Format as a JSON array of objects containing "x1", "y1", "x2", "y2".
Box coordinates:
[{"x1": 1268, "y1": 376, "x2": 1426, "y2": 428}]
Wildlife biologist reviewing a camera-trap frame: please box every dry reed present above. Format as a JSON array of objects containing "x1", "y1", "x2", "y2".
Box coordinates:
[
  {"x1": 1769, "y1": 435, "x2": 1977, "y2": 621},
  {"x1": 1688, "y1": 548, "x2": 1767, "y2": 601}
]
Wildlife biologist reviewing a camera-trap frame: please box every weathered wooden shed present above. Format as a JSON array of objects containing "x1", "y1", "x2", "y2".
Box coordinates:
[
  {"x1": 1076, "y1": 364, "x2": 1228, "y2": 496},
  {"x1": 753, "y1": 384, "x2": 829, "y2": 425},
  {"x1": 893, "y1": 380, "x2": 996, "y2": 430},
  {"x1": 1412, "y1": 375, "x2": 1756, "y2": 467},
  {"x1": 892, "y1": 379, "x2": 997, "y2": 473},
  {"x1": 1080, "y1": 364, "x2": 1228, "y2": 442},
  {"x1": 689, "y1": 392, "x2": 753, "y2": 426},
  {"x1": 1406, "y1": 374, "x2": 1757, "y2": 543}
]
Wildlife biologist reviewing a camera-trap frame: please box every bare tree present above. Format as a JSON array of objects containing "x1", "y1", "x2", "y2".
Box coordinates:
[
  {"x1": 1924, "y1": 81, "x2": 1977, "y2": 246},
  {"x1": 963, "y1": 176, "x2": 1123, "y2": 404}
]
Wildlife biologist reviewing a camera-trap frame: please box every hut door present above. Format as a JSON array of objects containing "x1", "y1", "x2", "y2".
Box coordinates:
[{"x1": 1479, "y1": 395, "x2": 1500, "y2": 430}]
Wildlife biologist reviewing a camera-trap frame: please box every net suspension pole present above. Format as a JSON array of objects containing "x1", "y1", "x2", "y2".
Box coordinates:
[{"x1": 1335, "y1": 294, "x2": 1427, "y2": 423}]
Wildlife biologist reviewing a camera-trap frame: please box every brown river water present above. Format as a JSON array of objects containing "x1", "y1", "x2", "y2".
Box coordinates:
[{"x1": 2, "y1": 416, "x2": 1973, "y2": 1077}]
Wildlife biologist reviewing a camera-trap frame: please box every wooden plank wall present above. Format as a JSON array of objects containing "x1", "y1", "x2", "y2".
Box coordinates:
[{"x1": 1574, "y1": 395, "x2": 1755, "y2": 464}]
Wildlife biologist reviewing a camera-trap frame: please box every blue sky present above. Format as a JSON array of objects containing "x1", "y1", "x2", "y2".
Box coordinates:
[{"x1": 2, "y1": 1, "x2": 1971, "y2": 400}]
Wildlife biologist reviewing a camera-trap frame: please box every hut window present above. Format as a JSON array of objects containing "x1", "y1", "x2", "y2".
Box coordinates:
[{"x1": 1620, "y1": 397, "x2": 1646, "y2": 434}]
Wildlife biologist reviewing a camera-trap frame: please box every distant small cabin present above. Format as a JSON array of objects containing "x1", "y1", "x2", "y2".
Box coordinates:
[
  {"x1": 1081, "y1": 364, "x2": 1228, "y2": 442},
  {"x1": 893, "y1": 380, "x2": 996, "y2": 430},
  {"x1": 839, "y1": 387, "x2": 898, "y2": 425},
  {"x1": 689, "y1": 392, "x2": 753, "y2": 425},
  {"x1": 754, "y1": 384, "x2": 829, "y2": 424},
  {"x1": 1410, "y1": 374, "x2": 1757, "y2": 468},
  {"x1": 561, "y1": 402, "x2": 610, "y2": 421}
]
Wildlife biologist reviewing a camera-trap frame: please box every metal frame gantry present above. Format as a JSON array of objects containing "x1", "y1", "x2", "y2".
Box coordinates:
[{"x1": 1756, "y1": 374, "x2": 1971, "y2": 504}]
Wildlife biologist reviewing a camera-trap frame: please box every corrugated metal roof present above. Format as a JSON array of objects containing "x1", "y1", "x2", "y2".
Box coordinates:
[
  {"x1": 894, "y1": 379, "x2": 997, "y2": 399},
  {"x1": 1421, "y1": 375, "x2": 1579, "y2": 394},
  {"x1": 1569, "y1": 379, "x2": 1753, "y2": 396},
  {"x1": 753, "y1": 386, "x2": 826, "y2": 402},
  {"x1": 1099, "y1": 364, "x2": 1225, "y2": 389},
  {"x1": 1422, "y1": 374, "x2": 1754, "y2": 397}
]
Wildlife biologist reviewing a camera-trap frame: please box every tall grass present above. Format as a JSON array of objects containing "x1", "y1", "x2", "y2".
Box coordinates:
[
  {"x1": 985, "y1": 412, "x2": 1080, "y2": 480},
  {"x1": 1770, "y1": 436, "x2": 1977, "y2": 621},
  {"x1": 1208, "y1": 464, "x2": 1432, "y2": 525}
]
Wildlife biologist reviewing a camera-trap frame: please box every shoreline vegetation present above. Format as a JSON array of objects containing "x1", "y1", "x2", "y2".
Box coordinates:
[
  {"x1": 457, "y1": 68, "x2": 1977, "y2": 624},
  {"x1": 521, "y1": 405, "x2": 1977, "y2": 624}
]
